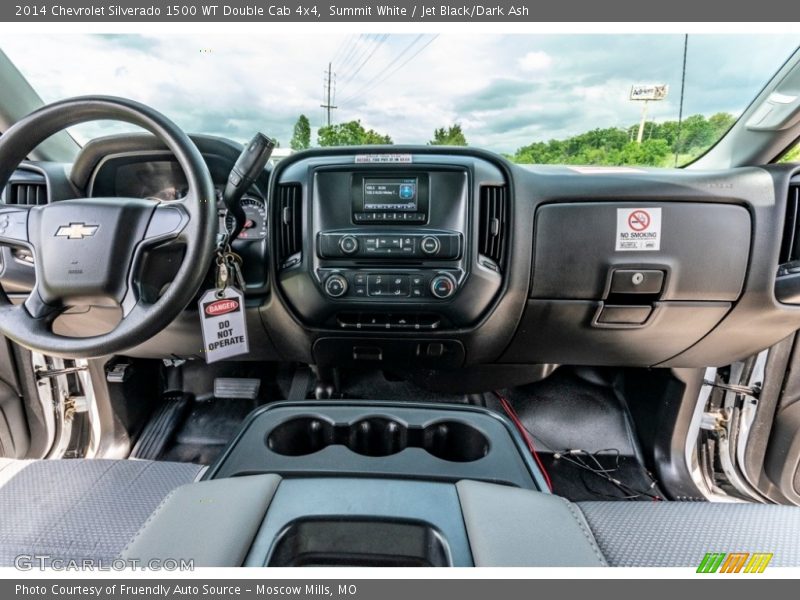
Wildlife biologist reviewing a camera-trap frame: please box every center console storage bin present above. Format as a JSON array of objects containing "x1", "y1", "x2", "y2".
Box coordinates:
[{"x1": 205, "y1": 401, "x2": 544, "y2": 489}]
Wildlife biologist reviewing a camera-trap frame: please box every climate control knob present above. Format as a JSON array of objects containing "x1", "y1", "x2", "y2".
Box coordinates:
[
  {"x1": 430, "y1": 273, "x2": 457, "y2": 299},
  {"x1": 324, "y1": 274, "x2": 348, "y2": 298},
  {"x1": 339, "y1": 235, "x2": 359, "y2": 255},
  {"x1": 420, "y1": 236, "x2": 440, "y2": 255}
]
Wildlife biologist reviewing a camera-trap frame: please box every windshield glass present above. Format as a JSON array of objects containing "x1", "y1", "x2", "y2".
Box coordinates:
[{"x1": 1, "y1": 34, "x2": 797, "y2": 167}]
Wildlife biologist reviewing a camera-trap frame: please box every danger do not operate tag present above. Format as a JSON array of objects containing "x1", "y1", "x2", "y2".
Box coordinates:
[{"x1": 198, "y1": 287, "x2": 249, "y2": 363}]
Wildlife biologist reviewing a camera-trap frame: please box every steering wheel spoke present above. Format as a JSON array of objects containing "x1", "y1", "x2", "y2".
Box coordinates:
[
  {"x1": 0, "y1": 206, "x2": 30, "y2": 247},
  {"x1": 142, "y1": 200, "x2": 191, "y2": 245},
  {"x1": 23, "y1": 284, "x2": 66, "y2": 322}
]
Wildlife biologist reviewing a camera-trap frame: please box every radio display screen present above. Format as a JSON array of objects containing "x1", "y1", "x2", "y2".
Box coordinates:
[{"x1": 362, "y1": 178, "x2": 418, "y2": 212}]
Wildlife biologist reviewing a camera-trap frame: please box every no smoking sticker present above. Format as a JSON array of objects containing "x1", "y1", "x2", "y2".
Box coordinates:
[{"x1": 616, "y1": 207, "x2": 661, "y2": 251}]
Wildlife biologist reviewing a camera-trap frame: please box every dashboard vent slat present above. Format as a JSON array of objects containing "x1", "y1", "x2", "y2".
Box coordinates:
[
  {"x1": 479, "y1": 185, "x2": 508, "y2": 270},
  {"x1": 780, "y1": 184, "x2": 800, "y2": 266},
  {"x1": 277, "y1": 183, "x2": 302, "y2": 268},
  {"x1": 4, "y1": 179, "x2": 48, "y2": 206}
]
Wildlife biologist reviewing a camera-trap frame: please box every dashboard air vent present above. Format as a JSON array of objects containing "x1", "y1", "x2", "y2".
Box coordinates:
[
  {"x1": 277, "y1": 183, "x2": 302, "y2": 268},
  {"x1": 779, "y1": 183, "x2": 800, "y2": 269},
  {"x1": 4, "y1": 178, "x2": 48, "y2": 206},
  {"x1": 479, "y1": 185, "x2": 508, "y2": 271}
]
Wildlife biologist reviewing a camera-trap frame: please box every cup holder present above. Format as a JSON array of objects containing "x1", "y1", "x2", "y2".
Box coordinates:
[
  {"x1": 267, "y1": 417, "x2": 333, "y2": 456},
  {"x1": 423, "y1": 421, "x2": 490, "y2": 462},
  {"x1": 349, "y1": 418, "x2": 408, "y2": 457},
  {"x1": 267, "y1": 416, "x2": 489, "y2": 463}
]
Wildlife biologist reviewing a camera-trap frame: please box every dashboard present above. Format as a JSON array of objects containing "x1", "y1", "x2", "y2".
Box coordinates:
[{"x1": 3, "y1": 133, "x2": 800, "y2": 392}]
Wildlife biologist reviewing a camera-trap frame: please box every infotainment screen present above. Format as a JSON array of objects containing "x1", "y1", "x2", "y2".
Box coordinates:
[
  {"x1": 351, "y1": 172, "x2": 429, "y2": 223},
  {"x1": 363, "y1": 178, "x2": 418, "y2": 212}
]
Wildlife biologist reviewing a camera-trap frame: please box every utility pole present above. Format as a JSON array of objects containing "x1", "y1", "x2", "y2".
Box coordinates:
[
  {"x1": 636, "y1": 101, "x2": 649, "y2": 144},
  {"x1": 321, "y1": 62, "x2": 337, "y2": 127}
]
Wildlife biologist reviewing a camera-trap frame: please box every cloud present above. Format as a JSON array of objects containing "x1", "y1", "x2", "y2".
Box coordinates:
[
  {"x1": 0, "y1": 34, "x2": 797, "y2": 154},
  {"x1": 518, "y1": 51, "x2": 553, "y2": 72},
  {"x1": 455, "y1": 78, "x2": 542, "y2": 112}
]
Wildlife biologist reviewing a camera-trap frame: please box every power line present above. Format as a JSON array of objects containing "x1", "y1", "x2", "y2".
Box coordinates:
[
  {"x1": 340, "y1": 35, "x2": 439, "y2": 105},
  {"x1": 339, "y1": 34, "x2": 377, "y2": 76},
  {"x1": 338, "y1": 34, "x2": 389, "y2": 89},
  {"x1": 330, "y1": 34, "x2": 353, "y2": 65},
  {"x1": 343, "y1": 35, "x2": 423, "y2": 94},
  {"x1": 338, "y1": 34, "x2": 426, "y2": 104},
  {"x1": 337, "y1": 34, "x2": 368, "y2": 73}
]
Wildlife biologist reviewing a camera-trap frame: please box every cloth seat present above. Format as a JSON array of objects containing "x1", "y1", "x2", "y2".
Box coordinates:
[
  {"x1": 0, "y1": 458, "x2": 202, "y2": 566},
  {"x1": 578, "y1": 500, "x2": 800, "y2": 567},
  {"x1": 2, "y1": 458, "x2": 800, "y2": 568},
  {"x1": 456, "y1": 479, "x2": 800, "y2": 567}
]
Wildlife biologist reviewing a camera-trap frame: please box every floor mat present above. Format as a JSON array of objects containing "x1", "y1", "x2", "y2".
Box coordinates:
[
  {"x1": 159, "y1": 397, "x2": 262, "y2": 465},
  {"x1": 489, "y1": 368, "x2": 665, "y2": 501}
]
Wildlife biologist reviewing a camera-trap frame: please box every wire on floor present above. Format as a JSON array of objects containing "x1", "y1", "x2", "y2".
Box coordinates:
[
  {"x1": 553, "y1": 448, "x2": 662, "y2": 501},
  {"x1": 494, "y1": 390, "x2": 553, "y2": 492}
]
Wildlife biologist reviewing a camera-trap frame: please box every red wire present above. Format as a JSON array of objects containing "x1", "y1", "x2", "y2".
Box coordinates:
[{"x1": 494, "y1": 391, "x2": 553, "y2": 492}]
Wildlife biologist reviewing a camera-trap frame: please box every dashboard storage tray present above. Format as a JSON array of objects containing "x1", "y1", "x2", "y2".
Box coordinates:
[{"x1": 205, "y1": 401, "x2": 545, "y2": 489}]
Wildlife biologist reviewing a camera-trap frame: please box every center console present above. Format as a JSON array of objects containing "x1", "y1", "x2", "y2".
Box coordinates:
[
  {"x1": 274, "y1": 155, "x2": 507, "y2": 338},
  {"x1": 205, "y1": 401, "x2": 545, "y2": 488},
  {"x1": 121, "y1": 402, "x2": 605, "y2": 568}
]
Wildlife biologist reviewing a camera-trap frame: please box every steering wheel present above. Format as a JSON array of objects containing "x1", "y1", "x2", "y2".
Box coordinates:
[{"x1": 0, "y1": 96, "x2": 217, "y2": 359}]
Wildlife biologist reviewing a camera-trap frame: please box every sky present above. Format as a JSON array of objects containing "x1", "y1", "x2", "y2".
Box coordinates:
[{"x1": 0, "y1": 34, "x2": 797, "y2": 153}]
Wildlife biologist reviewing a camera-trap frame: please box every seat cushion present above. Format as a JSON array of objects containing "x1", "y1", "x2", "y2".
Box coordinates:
[
  {"x1": 579, "y1": 501, "x2": 800, "y2": 567},
  {"x1": 0, "y1": 458, "x2": 202, "y2": 566}
]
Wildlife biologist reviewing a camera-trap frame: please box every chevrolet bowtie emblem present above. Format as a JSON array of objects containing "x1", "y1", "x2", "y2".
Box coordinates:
[{"x1": 55, "y1": 223, "x2": 99, "y2": 240}]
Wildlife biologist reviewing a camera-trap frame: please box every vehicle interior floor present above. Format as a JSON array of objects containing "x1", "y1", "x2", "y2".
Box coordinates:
[
  {"x1": 128, "y1": 362, "x2": 663, "y2": 501},
  {"x1": 485, "y1": 367, "x2": 666, "y2": 501}
]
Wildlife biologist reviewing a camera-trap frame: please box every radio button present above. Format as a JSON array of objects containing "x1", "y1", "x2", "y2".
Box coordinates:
[
  {"x1": 421, "y1": 236, "x2": 440, "y2": 255},
  {"x1": 339, "y1": 235, "x2": 359, "y2": 254}
]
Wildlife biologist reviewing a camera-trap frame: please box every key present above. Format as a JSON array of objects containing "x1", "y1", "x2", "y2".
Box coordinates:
[
  {"x1": 215, "y1": 256, "x2": 229, "y2": 293},
  {"x1": 226, "y1": 252, "x2": 246, "y2": 291}
]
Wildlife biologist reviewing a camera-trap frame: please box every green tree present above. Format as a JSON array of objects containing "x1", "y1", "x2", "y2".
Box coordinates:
[
  {"x1": 317, "y1": 120, "x2": 392, "y2": 147},
  {"x1": 780, "y1": 143, "x2": 800, "y2": 163},
  {"x1": 290, "y1": 115, "x2": 311, "y2": 151},
  {"x1": 430, "y1": 124, "x2": 468, "y2": 146},
  {"x1": 511, "y1": 112, "x2": 735, "y2": 167}
]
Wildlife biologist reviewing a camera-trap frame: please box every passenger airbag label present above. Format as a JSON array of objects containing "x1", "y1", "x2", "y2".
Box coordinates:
[
  {"x1": 198, "y1": 287, "x2": 249, "y2": 363},
  {"x1": 616, "y1": 207, "x2": 661, "y2": 251}
]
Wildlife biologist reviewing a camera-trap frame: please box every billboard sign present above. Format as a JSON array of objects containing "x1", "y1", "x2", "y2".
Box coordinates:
[{"x1": 630, "y1": 84, "x2": 669, "y2": 101}]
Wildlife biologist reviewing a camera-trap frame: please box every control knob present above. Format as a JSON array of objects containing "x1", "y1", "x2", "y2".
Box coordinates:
[
  {"x1": 339, "y1": 235, "x2": 359, "y2": 255},
  {"x1": 325, "y1": 273, "x2": 348, "y2": 298},
  {"x1": 420, "y1": 236, "x2": 440, "y2": 255},
  {"x1": 430, "y1": 273, "x2": 457, "y2": 299}
]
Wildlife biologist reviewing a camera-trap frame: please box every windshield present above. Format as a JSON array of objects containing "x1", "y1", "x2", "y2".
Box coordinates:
[{"x1": 1, "y1": 34, "x2": 797, "y2": 167}]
